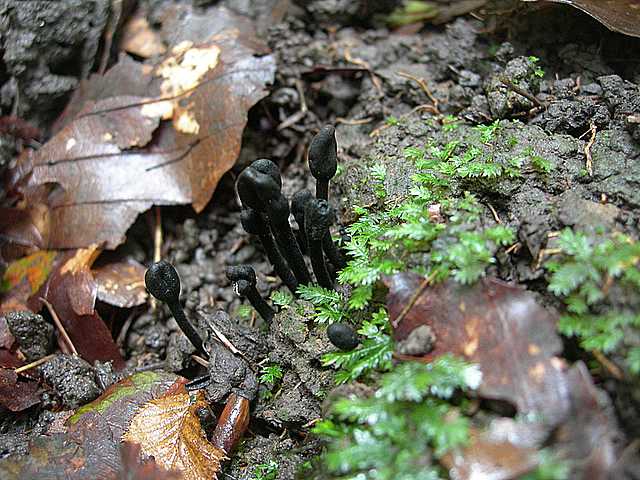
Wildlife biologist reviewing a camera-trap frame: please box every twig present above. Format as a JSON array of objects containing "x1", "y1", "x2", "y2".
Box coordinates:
[
  {"x1": 584, "y1": 121, "x2": 597, "y2": 176},
  {"x1": 370, "y1": 104, "x2": 438, "y2": 137},
  {"x1": 336, "y1": 117, "x2": 374, "y2": 125},
  {"x1": 500, "y1": 78, "x2": 545, "y2": 108},
  {"x1": 40, "y1": 298, "x2": 78, "y2": 356},
  {"x1": 391, "y1": 271, "x2": 437, "y2": 329},
  {"x1": 277, "y1": 78, "x2": 308, "y2": 131},
  {"x1": 397, "y1": 71, "x2": 440, "y2": 113},
  {"x1": 192, "y1": 354, "x2": 210, "y2": 368},
  {"x1": 344, "y1": 47, "x2": 383, "y2": 96},
  {"x1": 151, "y1": 206, "x2": 163, "y2": 311},
  {"x1": 486, "y1": 203, "x2": 501, "y2": 224},
  {"x1": 15, "y1": 354, "x2": 56, "y2": 374},
  {"x1": 592, "y1": 350, "x2": 623, "y2": 380}
]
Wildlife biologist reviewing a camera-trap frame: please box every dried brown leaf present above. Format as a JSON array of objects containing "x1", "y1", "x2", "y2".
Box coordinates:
[
  {"x1": 522, "y1": 0, "x2": 640, "y2": 37},
  {"x1": 93, "y1": 259, "x2": 147, "y2": 308},
  {"x1": 385, "y1": 273, "x2": 570, "y2": 424},
  {"x1": 0, "y1": 367, "x2": 40, "y2": 411},
  {"x1": 123, "y1": 389, "x2": 226, "y2": 480},
  {"x1": 120, "y1": 14, "x2": 166, "y2": 59},
  {"x1": 16, "y1": 6, "x2": 275, "y2": 249}
]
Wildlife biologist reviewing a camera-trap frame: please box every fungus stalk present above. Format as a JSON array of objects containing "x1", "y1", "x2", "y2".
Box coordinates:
[
  {"x1": 226, "y1": 265, "x2": 275, "y2": 323},
  {"x1": 240, "y1": 208, "x2": 299, "y2": 295},
  {"x1": 305, "y1": 199, "x2": 335, "y2": 289},
  {"x1": 145, "y1": 261, "x2": 208, "y2": 358}
]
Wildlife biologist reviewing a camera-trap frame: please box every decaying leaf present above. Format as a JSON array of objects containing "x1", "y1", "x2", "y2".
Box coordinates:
[
  {"x1": 522, "y1": 0, "x2": 640, "y2": 37},
  {"x1": 124, "y1": 390, "x2": 226, "y2": 480},
  {"x1": 93, "y1": 259, "x2": 147, "y2": 308},
  {"x1": 385, "y1": 274, "x2": 569, "y2": 424},
  {"x1": 118, "y1": 442, "x2": 185, "y2": 479},
  {"x1": 44, "y1": 248, "x2": 125, "y2": 368},
  {"x1": 0, "y1": 371, "x2": 187, "y2": 479},
  {"x1": 442, "y1": 425, "x2": 540, "y2": 480},
  {"x1": 14, "y1": 5, "x2": 275, "y2": 249},
  {"x1": 0, "y1": 250, "x2": 58, "y2": 313},
  {"x1": 119, "y1": 13, "x2": 166, "y2": 59},
  {"x1": 0, "y1": 367, "x2": 40, "y2": 412}
]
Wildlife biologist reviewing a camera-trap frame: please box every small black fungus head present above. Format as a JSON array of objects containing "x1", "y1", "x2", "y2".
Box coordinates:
[
  {"x1": 304, "y1": 198, "x2": 335, "y2": 241},
  {"x1": 327, "y1": 323, "x2": 359, "y2": 351},
  {"x1": 234, "y1": 279, "x2": 252, "y2": 297},
  {"x1": 291, "y1": 189, "x2": 314, "y2": 220},
  {"x1": 145, "y1": 260, "x2": 181, "y2": 304},
  {"x1": 251, "y1": 159, "x2": 282, "y2": 189},
  {"x1": 237, "y1": 168, "x2": 280, "y2": 211},
  {"x1": 268, "y1": 194, "x2": 291, "y2": 224},
  {"x1": 225, "y1": 265, "x2": 257, "y2": 285},
  {"x1": 308, "y1": 125, "x2": 337, "y2": 182},
  {"x1": 240, "y1": 208, "x2": 266, "y2": 235}
]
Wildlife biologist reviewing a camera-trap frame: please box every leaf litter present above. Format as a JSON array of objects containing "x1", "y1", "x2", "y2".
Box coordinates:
[
  {"x1": 11, "y1": 5, "x2": 275, "y2": 250},
  {"x1": 385, "y1": 272, "x2": 621, "y2": 478}
]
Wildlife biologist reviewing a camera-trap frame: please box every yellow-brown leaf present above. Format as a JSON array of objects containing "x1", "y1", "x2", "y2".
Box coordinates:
[{"x1": 123, "y1": 390, "x2": 226, "y2": 480}]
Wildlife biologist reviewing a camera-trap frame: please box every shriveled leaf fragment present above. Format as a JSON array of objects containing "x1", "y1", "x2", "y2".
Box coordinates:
[
  {"x1": 0, "y1": 371, "x2": 185, "y2": 479},
  {"x1": 522, "y1": 0, "x2": 640, "y2": 37},
  {"x1": 0, "y1": 367, "x2": 40, "y2": 412},
  {"x1": 120, "y1": 13, "x2": 166, "y2": 59},
  {"x1": 93, "y1": 259, "x2": 147, "y2": 308},
  {"x1": 0, "y1": 250, "x2": 57, "y2": 313},
  {"x1": 16, "y1": 5, "x2": 275, "y2": 249},
  {"x1": 442, "y1": 426, "x2": 539, "y2": 480},
  {"x1": 123, "y1": 389, "x2": 225, "y2": 480},
  {"x1": 385, "y1": 273, "x2": 569, "y2": 424},
  {"x1": 44, "y1": 248, "x2": 124, "y2": 367},
  {"x1": 118, "y1": 442, "x2": 185, "y2": 480}
]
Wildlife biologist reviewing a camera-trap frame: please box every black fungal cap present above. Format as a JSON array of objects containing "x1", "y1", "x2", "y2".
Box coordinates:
[
  {"x1": 145, "y1": 260, "x2": 181, "y2": 304},
  {"x1": 304, "y1": 198, "x2": 335, "y2": 241},
  {"x1": 291, "y1": 189, "x2": 314, "y2": 222},
  {"x1": 251, "y1": 159, "x2": 282, "y2": 189},
  {"x1": 327, "y1": 323, "x2": 359, "y2": 351},
  {"x1": 267, "y1": 194, "x2": 291, "y2": 224},
  {"x1": 308, "y1": 125, "x2": 337, "y2": 181},
  {"x1": 237, "y1": 167, "x2": 280, "y2": 211},
  {"x1": 225, "y1": 265, "x2": 257, "y2": 285},
  {"x1": 240, "y1": 208, "x2": 267, "y2": 235},
  {"x1": 234, "y1": 279, "x2": 252, "y2": 297}
]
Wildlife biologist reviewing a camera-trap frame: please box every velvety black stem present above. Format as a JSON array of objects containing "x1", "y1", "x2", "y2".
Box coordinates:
[
  {"x1": 304, "y1": 199, "x2": 334, "y2": 289},
  {"x1": 226, "y1": 266, "x2": 274, "y2": 323},
  {"x1": 308, "y1": 125, "x2": 337, "y2": 201},
  {"x1": 291, "y1": 189, "x2": 313, "y2": 253},
  {"x1": 266, "y1": 194, "x2": 312, "y2": 285},
  {"x1": 145, "y1": 261, "x2": 208, "y2": 358},
  {"x1": 240, "y1": 208, "x2": 298, "y2": 295},
  {"x1": 322, "y1": 232, "x2": 347, "y2": 271}
]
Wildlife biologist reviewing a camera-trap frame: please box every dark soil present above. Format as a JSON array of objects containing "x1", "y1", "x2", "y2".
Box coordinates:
[{"x1": 1, "y1": 1, "x2": 640, "y2": 479}]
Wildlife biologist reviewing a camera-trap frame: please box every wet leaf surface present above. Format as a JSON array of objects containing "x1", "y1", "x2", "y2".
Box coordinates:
[
  {"x1": 522, "y1": 0, "x2": 640, "y2": 37},
  {"x1": 14, "y1": 5, "x2": 275, "y2": 249},
  {"x1": 93, "y1": 259, "x2": 147, "y2": 308},
  {"x1": 0, "y1": 368, "x2": 40, "y2": 412},
  {"x1": 44, "y1": 248, "x2": 125, "y2": 368},
  {"x1": 118, "y1": 442, "x2": 185, "y2": 479},
  {"x1": 385, "y1": 273, "x2": 569, "y2": 423},
  {"x1": 0, "y1": 371, "x2": 188, "y2": 479},
  {"x1": 0, "y1": 251, "x2": 58, "y2": 313}
]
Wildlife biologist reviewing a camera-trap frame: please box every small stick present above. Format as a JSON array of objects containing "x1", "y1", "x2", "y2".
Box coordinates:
[
  {"x1": 584, "y1": 121, "x2": 597, "y2": 176},
  {"x1": 15, "y1": 353, "x2": 56, "y2": 374},
  {"x1": 41, "y1": 298, "x2": 78, "y2": 356},
  {"x1": 500, "y1": 77, "x2": 545, "y2": 108}
]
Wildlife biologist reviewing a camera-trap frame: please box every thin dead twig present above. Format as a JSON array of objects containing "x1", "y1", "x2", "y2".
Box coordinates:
[
  {"x1": 15, "y1": 354, "x2": 56, "y2": 374},
  {"x1": 391, "y1": 271, "x2": 437, "y2": 329},
  {"x1": 41, "y1": 297, "x2": 78, "y2": 356},
  {"x1": 500, "y1": 78, "x2": 545, "y2": 108},
  {"x1": 397, "y1": 71, "x2": 440, "y2": 114},
  {"x1": 584, "y1": 121, "x2": 597, "y2": 176}
]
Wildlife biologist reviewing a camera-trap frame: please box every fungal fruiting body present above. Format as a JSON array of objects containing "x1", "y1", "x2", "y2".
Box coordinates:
[
  {"x1": 145, "y1": 260, "x2": 208, "y2": 358},
  {"x1": 308, "y1": 125, "x2": 338, "y2": 201},
  {"x1": 226, "y1": 265, "x2": 275, "y2": 323}
]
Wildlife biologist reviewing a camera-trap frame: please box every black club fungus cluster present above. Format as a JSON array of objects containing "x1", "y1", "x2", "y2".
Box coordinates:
[{"x1": 145, "y1": 125, "x2": 360, "y2": 365}]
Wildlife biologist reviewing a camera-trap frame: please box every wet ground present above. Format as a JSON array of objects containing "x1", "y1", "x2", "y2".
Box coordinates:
[{"x1": 1, "y1": 0, "x2": 640, "y2": 478}]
